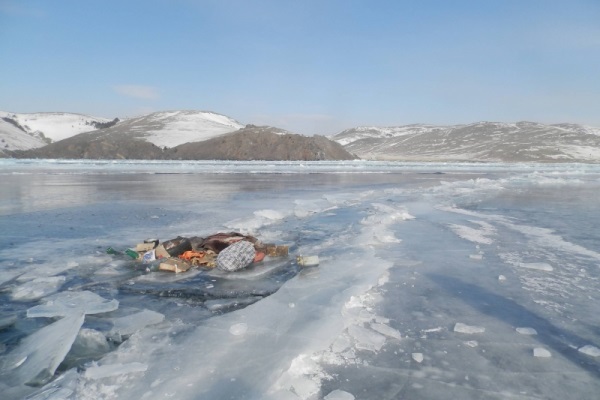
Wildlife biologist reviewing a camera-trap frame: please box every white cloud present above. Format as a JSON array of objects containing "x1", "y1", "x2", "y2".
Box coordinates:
[{"x1": 113, "y1": 85, "x2": 159, "y2": 100}]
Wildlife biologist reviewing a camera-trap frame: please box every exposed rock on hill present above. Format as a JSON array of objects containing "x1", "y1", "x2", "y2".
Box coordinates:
[
  {"x1": 167, "y1": 125, "x2": 356, "y2": 161},
  {"x1": 15, "y1": 130, "x2": 165, "y2": 160},
  {"x1": 13, "y1": 124, "x2": 356, "y2": 161}
]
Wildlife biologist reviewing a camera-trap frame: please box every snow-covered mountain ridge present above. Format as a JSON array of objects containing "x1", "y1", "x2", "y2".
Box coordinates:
[
  {"x1": 332, "y1": 121, "x2": 600, "y2": 163},
  {"x1": 0, "y1": 111, "x2": 113, "y2": 143},
  {"x1": 3, "y1": 111, "x2": 600, "y2": 162},
  {"x1": 95, "y1": 110, "x2": 244, "y2": 148},
  {"x1": 0, "y1": 110, "x2": 244, "y2": 155}
]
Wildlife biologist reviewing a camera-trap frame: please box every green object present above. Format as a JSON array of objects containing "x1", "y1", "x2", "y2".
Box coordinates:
[
  {"x1": 106, "y1": 247, "x2": 120, "y2": 255},
  {"x1": 125, "y1": 249, "x2": 140, "y2": 259}
]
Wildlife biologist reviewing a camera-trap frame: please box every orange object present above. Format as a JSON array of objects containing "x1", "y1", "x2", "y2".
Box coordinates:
[
  {"x1": 179, "y1": 250, "x2": 206, "y2": 261},
  {"x1": 253, "y1": 251, "x2": 265, "y2": 263}
]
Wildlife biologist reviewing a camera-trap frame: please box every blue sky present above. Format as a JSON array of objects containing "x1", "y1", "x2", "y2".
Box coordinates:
[{"x1": 1, "y1": 0, "x2": 599, "y2": 135}]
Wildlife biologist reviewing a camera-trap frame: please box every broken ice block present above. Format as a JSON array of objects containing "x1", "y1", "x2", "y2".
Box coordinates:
[
  {"x1": 10, "y1": 276, "x2": 66, "y2": 301},
  {"x1": 324, "y1": 389, "x2": 356, "y2": 400},
  {"x1": 454, "y1": 323, "x2": 485, "y2": 334},
  {"x1": 516, "y1": 327, "x2": 538, "y2": 335},
  {"x1": 579, "y1": 345, "x2": 600, "y2": 357},
  {"x1": 109, "y1": 309, "x2": 165, "y2": 338},
  {"x1": 0, "y1": 313, "x2": 84, "y2": 387},
  {"x1": 347, "y1": 325, "x2": 386, "y2": 352},
  {"x1": 370, "y1": 323, "x2": 402, "y2": 340},
  {"x1": 27, "y1": 291, "x2": 119, "y2": 318},
  {"x1": 533, "y1": 348, "x2": 551, "y2": 358},
  {"x1": 412, "y1": 353, "x2": 424, "y2": 363}
]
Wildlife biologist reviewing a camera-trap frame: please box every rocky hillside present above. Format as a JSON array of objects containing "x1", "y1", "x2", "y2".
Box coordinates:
[
  {"x1": 14, "y1": 124, "x2": 355, "y2": 161},
  {"x1": 332, "y1": 122, "x2": 600, "y2": 163},
  {"x1": 167, "y1": 125, "x2": 356, "y2": 161},
  {"x1": 15, "y1": 129, "x2": 165, "y2": 160},
  {"x1": 0, "y1": 110, "x2": 242, "y2": 157}
]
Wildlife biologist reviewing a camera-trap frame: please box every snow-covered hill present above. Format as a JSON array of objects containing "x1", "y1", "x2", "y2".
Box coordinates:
[
  {"x1": 0, "y1": 111, "x2": 112, "y2": 143},
  {"x1": 0, "y1": 118, "x2": 48, "y2": 154},
  {"x1": 332, "y1": 121, "x2": 600, "y2": 162},
  {"x1": 0, "y1": 110, "x2": 244, "y2": 153},
  {"x1": 93, "y1": 110, "x2": 244, "y2": 148}
]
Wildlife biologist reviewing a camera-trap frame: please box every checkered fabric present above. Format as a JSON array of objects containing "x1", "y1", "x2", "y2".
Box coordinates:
[{"x1": 216, "y1": 240, "x2": 256, "y2": 271}]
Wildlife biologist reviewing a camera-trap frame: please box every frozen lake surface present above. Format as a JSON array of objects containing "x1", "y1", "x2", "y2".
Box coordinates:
[{"x1": 1, "y1": 159, "x2": 600, "y2": 399}]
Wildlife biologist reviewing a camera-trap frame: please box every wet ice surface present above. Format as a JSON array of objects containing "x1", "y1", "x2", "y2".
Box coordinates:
[{"x1": 1, "y1": 160, "x2": 600, "y2": 399}]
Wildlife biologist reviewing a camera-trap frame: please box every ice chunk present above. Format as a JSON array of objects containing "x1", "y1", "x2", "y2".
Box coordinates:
[
  {"x1": 0, "y1": 315, "x2": 17, "y2": 330},
  {"x1": 464, "y1": 341, "x2": 479, "y2": 347},
  {"x1": 24, "y1": 386, "x2": 74, "y2": 400},
  {"x1": 448, "y1": 221, "x2": 495, "y2": 245},
  {"x1": 412, "y1": 353, "x2": 424, "y2": 363},
  {"x1": 0, "y1": 313, "x2": 84, "y2": 387},
  {"x1": 27, "y1": 291, "x2": 119, "y2": 318},
  {"x1": 254, "y1": 209, "x2": 286, "y2": 220},
  {"x1": 533, "y1": 348, "x2": 552, "y2": 358},
  {"x1": 17, "y1": 261, "x2": 80, "y2": 282},
  {"x1": 518, "y1": 262, "x2": 553, "y2": 272},
  {"x1": 109, "y1": 309, "x2": 164, "y2": 338},
  {"x1": 516, "y1": 327, "x2": 538, "y2": 335},
  {"x1": 0, "y1": 269, "x2": 21, "y2": 287},
  {"x1": 454, "y1": 323, "x2": 485, "y2": 334},
  {"x1": 84, "y1": 362, "x2": 148, "y2": 380},
  {"x1": 498, "y1": 275, "x2": 507, "y2": 282},
  {"x1": 469, "y1": 254, "x2": 483, "y2": 260},
  {"x1": 578, "y1": 345, "x2": 600, "y2": 357},
  {"x1": 65, "y1": 328, "x2": 111, "y2": 367},
  {"x1": 324, "y1": 389, "x2": 356, "y2": 400},
  {"x1": 10, "y1": 276, "x2": 65, "y2": 301},
  {"x1": 347, "y1": 325, "x2": 387, "y2": 352},
  {"x1": 229, "y1": 323, "x2": 248, "y2": 336},
  {"x1": 204, "y1": 297, "x2": 262, "y2": 312},
  {"x1": 370, "y1": 323, "x2": 402, "y2": 340},
  {"x1": 271, "y1": 354, "x2": 325, "y2": 399}
]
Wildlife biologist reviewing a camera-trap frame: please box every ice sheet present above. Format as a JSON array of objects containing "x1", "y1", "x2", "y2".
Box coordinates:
[
  {"x1": 26, "y1": 291, "x2": 119, "y2": 318},
  {"x1": 1, "y1": 161, "x2": 600, "y2": 400},
  {"x1": 10, "y1": 276, "x2": 66, "y2": 301},
  {"x1": 108, "y1": 309, "x2": 165, "y2": 338},
  {"x1": 0, "y1": 313, "x2": 84, "y2": 388}
]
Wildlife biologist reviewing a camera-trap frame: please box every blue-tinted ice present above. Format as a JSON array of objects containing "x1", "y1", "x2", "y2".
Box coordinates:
[{"x1": 1, "y1": 160, "x2": 600, "y2": 399}]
